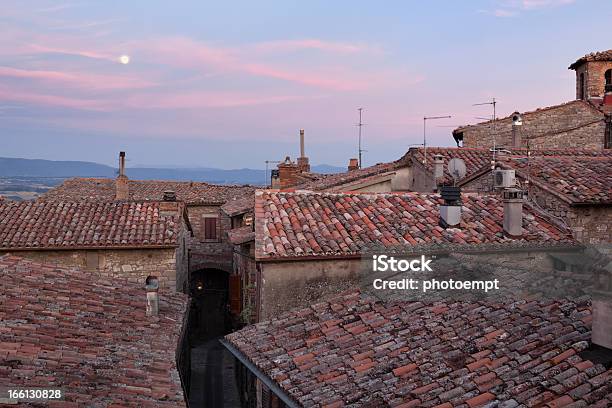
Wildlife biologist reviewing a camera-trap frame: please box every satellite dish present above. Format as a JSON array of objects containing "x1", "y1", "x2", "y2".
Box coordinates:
[{"x1": 447, "y1": 158, "x2": 467, "y2": 182}]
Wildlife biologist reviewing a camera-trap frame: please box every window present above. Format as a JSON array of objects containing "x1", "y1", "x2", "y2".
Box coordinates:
[
  {"x1": 579, "y1": 73, "x2": 585, "y2": 100},
  {"x1": 203, "y1": 216, "x2": 218, "y2": 240},
  {"x1": 605, "y1": 69, "x2": 612, "y2": 92}
]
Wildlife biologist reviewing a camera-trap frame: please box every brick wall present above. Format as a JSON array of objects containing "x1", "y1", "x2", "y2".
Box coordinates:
[
  {"x1": 575, "y1": 60, "x2": 612, "y2": 100},
  {"x1": 461, "y1": 101, "x2": 606, "y2": 149},
  {"x1": 0, "y1": 247, "x2": 181, "y2": 290}
]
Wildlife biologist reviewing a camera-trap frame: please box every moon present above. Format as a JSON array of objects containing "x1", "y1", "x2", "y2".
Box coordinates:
[{"x1": 119, "y1": 55, "x2": 130, "y2": 65}]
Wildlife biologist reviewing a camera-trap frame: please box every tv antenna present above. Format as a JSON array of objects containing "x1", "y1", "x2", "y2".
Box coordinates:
[
  {"x1": 473, "y1": 97, "x2": 498, "y2": 178},
  {"x1": 355, "y1": 108, "x2": 366, "y2": 169},
  {"x1": 423, "y1": 115, "x2": 452, "y2": 165}
]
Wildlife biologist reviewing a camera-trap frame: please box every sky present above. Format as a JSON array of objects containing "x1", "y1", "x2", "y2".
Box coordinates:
[{"x1": 1, "y1": 0, "x2": 611, "y2": 169}]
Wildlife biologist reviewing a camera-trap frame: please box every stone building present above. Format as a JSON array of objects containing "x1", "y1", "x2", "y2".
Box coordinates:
[
  {"x1": 453, "y1": 50, "x2": 612, "y2": 150},
  {"x1": 0, "y1": 199, "x2": 190, "y2": 290},
  {"x1": 231, "y1": 189, "x2": 576, "y2": 323},
  {"x1": 42, "y1": 153, "x2": 256, "y2": 292},
  {"x1": 459, "y1": 151, "x2": 612, "y2": 245},
  {"x1": 0, "y1": 255, "x2": 189, "y2": 407}
]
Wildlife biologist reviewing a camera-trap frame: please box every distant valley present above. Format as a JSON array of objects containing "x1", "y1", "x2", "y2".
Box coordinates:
[{"x1": 0, "y1": 157, "x2": 344, "y2": 201}]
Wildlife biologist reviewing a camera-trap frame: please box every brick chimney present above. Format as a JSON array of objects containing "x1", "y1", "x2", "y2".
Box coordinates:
[
  {"x1": 348, "y1": 158, "x2": 359, "y2": 171},
  {"x1": 439, "y1": 185, "x2": 462, "y2": 227},
  {"x1": 502, "y1": 188, "x2": 523, "y2": 237},
  {"x1": 145, "y1": 276, "x2": 159, "y2": 316},
  {"x1": 296, "y1": 129, "x2": 310, "y2": 172},
  {"x1": 277, "y1": 157, "x2": 299, "y2": 189},
  {"x1": 116, "y1": 151, "x2": 129, "y2": 200},
  {"x1": 160, "y1": 190, "x2": 179, "y2": 216}
]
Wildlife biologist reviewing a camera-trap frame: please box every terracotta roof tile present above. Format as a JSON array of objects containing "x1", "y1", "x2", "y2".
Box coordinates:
[
  {"x1": 43, "y1": 178, "x2": 256, "y2": 205},
  {"x1": 254, "y1": 190, "x2": 573, "y2": 260},
  {"x1": 0, "y1": 255, "x2": 187, "y2": 406},
  {"x1": 297, "y1": 162, "x2": 402, "y2": 192},
  {"x1": 220, "y1": 196, "x2": 255, "y2": 217},
  {"x1": 227, "y1": 225, "x2": 255, "y2": 245},
  {"x1": 0, "y1": 200, "x2": 182, "y2": 249},
  {"x1": 569, "y1": 49, "x2": 612, "y2": 69},
  {"x1": 226, "y1": 291, "x2": 612, "y2": 407},
  {"x1": 499, "y1": 155, "x2": 612, "y2": 205}
]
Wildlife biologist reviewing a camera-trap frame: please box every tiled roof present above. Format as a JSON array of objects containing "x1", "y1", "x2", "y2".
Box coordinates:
[
  {"x1": 221, "y1": 196, "x2": 255, "y2": 217},
  {"x1": 297, "y1": 162, "x2": 402, "y2": 192},
  {"x1": 226, "y1": 290, "x2": 612, "y2": 407},
  {"x1": 254, "y1": 190, "x2": 573, "y2": 260},
  {"x1": 499, "y1": 155, "x2": 612, "y2": 205},
  {"x1": 0, "y1": 255, "x2": 187, "y2": 407},
  {"x1": 228, "y1": 225, "x2": 255, "y2": 245},
  {"x1": 405, "y1": 147, "x2": 612, "y2": 187},
  {"x1": 0, "y1": 200, "x2": 182, "y2": 249},
  {"x1": 43, "y1": 178, "x2": 256, "y2": 205},
  {"x1": 569, "y1": 49, "x2": 612, "y2": 69},
  {"x1": 404, "y1": 147, "x2": 492, "y2": 183}
]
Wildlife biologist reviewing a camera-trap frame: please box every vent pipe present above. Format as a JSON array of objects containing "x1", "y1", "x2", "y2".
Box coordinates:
[
  {"x1": 145, "y1": 276, "x2": 159, "y2": 317},
  {"x1": 116, "y1": 151, "x2": 129, "y2": 200},
  {"x1": 502, "y1": 188, "x2": 523, "y2": 237},
  {"x1": 433, "y1": 154, "x2": 445, "y2": 182},
  {"x1": 439, "y1": 185, "x2": 462, "y2": 227}
]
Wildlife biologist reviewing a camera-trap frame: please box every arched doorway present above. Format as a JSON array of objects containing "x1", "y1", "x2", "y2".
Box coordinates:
[{"x1": 189, "y1": 268, "x2": 231, "y2": 340}]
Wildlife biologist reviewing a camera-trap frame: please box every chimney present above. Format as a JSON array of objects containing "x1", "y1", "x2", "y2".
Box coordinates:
[
  {"x1": 348, "y1": 158, "x2": 359, "y2": 171},
  {"x1": 163, "y1": 190, "x2": 177, "y2": 201},
  {"x1": 502, "y1": 188, "x2": 523, "y2": 237},
  {"x1": 116, "y1": 151, "x2": 129, "y2": 200},
  {"x1": 511, "y1": 112, "x2": 523, "y2": 147},
  {"x1": 439, "y1": 185, "x2": 462, "y2": 227},
  {"x1": 296, "y1": 129, "x2": 310, "y2": 172},
  {"x1": 270, "y1": 169, "x2": 280, "y2": 189},
  {"x1": 145, "y1": 276, "x2": 159, "y2": 316},
  {"x1": 433, "y1": 154, "x2": 445, "y2": 182},
  {"x1": 277, "y1": 156, "x2": 299, "y2": 189},
  {"x1": 592, "y1": 261, "x2": 612, "y2": 348}
]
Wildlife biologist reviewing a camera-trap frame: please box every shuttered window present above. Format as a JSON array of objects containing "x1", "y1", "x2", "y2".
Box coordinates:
[{"x1": 203, "y1": 217, "x2": 218, "y2": 240}]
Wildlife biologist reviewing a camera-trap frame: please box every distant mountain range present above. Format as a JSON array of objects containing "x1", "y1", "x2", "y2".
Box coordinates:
[{"x1": 0, "y1": 157, "x2": 344, "y2": 185}]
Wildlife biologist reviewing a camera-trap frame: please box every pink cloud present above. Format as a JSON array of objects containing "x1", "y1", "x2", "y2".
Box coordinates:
[
  {"x1": 253, "y1": 39, "x2": 377, "y2": 54},
  {"x1": 0, "y1": 84, "x2": 110, "y2": 110},
  {"x1": 0, "y1": 66, "x2": 156, "y2": 90}
]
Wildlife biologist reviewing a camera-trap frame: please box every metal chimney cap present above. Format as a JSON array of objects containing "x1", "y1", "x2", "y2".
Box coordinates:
[
  {"x1": 145, "y1": 275, "x2": 159, "y2": 291},
  {"x1": 119, "y1": 151, "x2": 126, "y2": 157}
]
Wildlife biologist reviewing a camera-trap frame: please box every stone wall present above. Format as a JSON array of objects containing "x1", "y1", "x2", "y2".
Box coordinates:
[
  {"x1": 259, "y1": 258, "x2": 362, "y2": 320},
  {"x1": 232, "y1": 242, "x2": 257, "y2": 324},
  {"x1": 460, "y1": 101, "x2": 606, "y2": 149},
  {"x1": 0, "y1": 246, "x2": 182, "y2": 290},
  {"x1": 528, "y1": 184, "x2": 611, "y2": 245},
  {"x1": 187, "y1": 204, "x2": 233, "y2": 274}
]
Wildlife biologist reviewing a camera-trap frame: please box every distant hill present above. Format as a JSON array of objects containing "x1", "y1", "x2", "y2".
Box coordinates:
[{"x1": 0, "y1": 157, "x2": 345, "y2": 185}]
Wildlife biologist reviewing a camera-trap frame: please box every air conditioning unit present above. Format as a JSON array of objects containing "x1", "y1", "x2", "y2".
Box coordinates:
[{"x1": 493, "y1": 169, "x2": 516, "y2": 188}]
